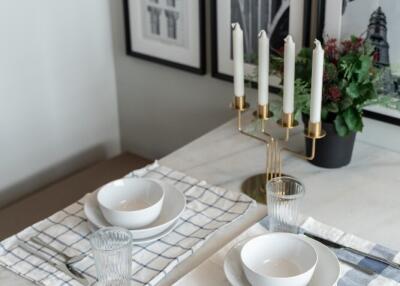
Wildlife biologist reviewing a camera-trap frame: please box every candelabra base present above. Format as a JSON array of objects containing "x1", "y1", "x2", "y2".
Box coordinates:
[{"x1": 241, "y1": 173, "x2": 290, "y2": 204}]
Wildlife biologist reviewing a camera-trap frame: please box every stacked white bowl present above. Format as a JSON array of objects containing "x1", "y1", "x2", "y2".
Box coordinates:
[
  {"x1": 240, "y1": 233, "x2": 318, "y2": 286},
  {"x1": 97, "y1": 178, "x2": 165, "y2": 229}
]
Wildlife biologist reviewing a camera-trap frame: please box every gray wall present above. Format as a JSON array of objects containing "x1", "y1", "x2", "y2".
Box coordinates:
[
  {"x1": 0, "y1": 0, "x2": 121, "y2": 207},
  {"x1": 110, "y1": 0, "x2": 258, "y2": 159},
  {"x1": 110, "y1": 0, "x2": 400, "y2": 159}
]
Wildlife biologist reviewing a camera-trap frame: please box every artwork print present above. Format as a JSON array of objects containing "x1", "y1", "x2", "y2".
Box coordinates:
[
  {"x1": 211, "y1": 0, "x2": 308, "y2": 90},
  {"x1": 231, "y1": 0, "x2": 290, "y2": 64},
  {"x1": 142, "y1": 0, "x2": 188, "y2": 48},
  {"x1": 124, "y1": 0, "x2": 206, "y2": 74}
]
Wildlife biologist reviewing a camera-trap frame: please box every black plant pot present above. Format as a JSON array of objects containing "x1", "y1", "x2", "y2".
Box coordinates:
[{"x1": 303, "y1": 115, "x2": 356, "y2": 168}]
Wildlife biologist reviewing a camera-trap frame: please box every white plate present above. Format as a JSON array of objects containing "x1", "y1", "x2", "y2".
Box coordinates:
[
  {"x1": 87, "y1": 218, "x2": 179, "y2": 245},
  {"x1": 84, "y1": 180, "x2": 186, "y2": 240},
  {"x1": 224, "y1": 234, "x2": 340, "y2": 286}
]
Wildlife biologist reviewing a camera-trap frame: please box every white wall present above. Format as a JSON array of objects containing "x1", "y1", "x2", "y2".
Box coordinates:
[
  {"x1": 110, "y1": 0, "x2": 251, "y2": 159},
  {"x1": 0, "y1": 0, "x2": 121, "y2": 207}
]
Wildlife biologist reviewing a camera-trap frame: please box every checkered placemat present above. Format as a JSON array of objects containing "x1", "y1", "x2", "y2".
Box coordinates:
[
  {"x1": 300, "y1": 217, "x2": 400, "y2": 286},
  {"x1": 0, "y1": 162, "x2": 255, "y2": 286}
]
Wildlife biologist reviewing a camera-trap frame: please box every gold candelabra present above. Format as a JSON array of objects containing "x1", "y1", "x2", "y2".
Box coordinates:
[{"x1": 232, "y1": 95, "x2": 326, "y2": 203}]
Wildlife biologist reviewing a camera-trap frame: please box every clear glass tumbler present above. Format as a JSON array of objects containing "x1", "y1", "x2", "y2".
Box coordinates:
[
  {"x1": 90, "y1": 227, "x2": 132, "y2": 286},
  {"x1": 266, "y1": 176, "x2": 305, "y2": 233}
]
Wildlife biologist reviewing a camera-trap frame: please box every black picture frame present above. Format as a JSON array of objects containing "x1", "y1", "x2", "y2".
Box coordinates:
[
  {"x1": 211, "y1": 0, "x2": 312, "y2": 94},
  {"x1": 123, "y1": 0, "x2": 206, "y2": 75},
  {"x1": 315, "y1": 0, "x2": 400, "y2": 127}
]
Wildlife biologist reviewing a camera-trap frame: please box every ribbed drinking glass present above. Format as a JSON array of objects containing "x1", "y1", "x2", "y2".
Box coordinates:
[
  {"x1": 266, "y1": 176, "x2": 305, "y2": 233},
  {"x1": 90, "y1": 227, "x2": 132, "y2": 286}
]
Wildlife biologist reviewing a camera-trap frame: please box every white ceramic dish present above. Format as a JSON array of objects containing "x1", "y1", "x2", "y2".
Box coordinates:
[
  {"x1": 97, "y1": 178, "x2": 164, "y2": 229},
  {"x1": 84, "y1": 180, "x2": 186, "y2": 239},
  {"x1": 240, "y1": 233, "x2": 318, "y2": 286},
  {"x1": 87, "y1": 219, "x2": 179, "y2": 245},
  {"x1": 224, "y1": 234, "x2": 340, "y2": 286}
]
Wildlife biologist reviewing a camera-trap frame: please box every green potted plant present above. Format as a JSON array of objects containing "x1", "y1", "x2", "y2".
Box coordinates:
[{"x1": 272, "y1": 36, "x2": 379, "y2": 168}]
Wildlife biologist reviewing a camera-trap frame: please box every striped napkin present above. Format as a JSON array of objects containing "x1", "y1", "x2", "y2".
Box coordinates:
[
  {"x1": 175, "y1": 216, "x2": 400, "y2": 286},
  {"x1": 0, "y1": 162, "x2": 255, "y2": 286},
  {"x1": 300, "y1": 217, "x2": 400, "y2": 286}
]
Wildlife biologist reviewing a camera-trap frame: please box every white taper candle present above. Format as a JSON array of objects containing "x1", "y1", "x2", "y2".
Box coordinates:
[
  {"x1": 310, "y1": 39, "x2": 325, "y2": 123},
  {"x1": 258, "y1": 30, "x2": 269, "y2": 105},
  {"x1": 232, "y1": 23, "x2": 244, "y2": 97},
  {"x1": 283, "y1": 35, "x2": 295, "y2": 113}
]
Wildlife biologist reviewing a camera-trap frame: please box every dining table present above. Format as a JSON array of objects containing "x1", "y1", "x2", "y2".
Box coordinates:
[{"x1": 2, "y1": 116, "x2": 400, "y2": 285}]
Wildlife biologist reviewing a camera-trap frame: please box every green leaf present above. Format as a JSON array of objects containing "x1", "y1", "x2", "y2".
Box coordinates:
[
  {"x1": 340, "y1": 97, "x2": 353, "y2": 110},
  {"x1": 350, "y1": 35, "x2": 358, "y2": 42},
  {"x1": 342, "y1": 108, "x2": 363, "y2": 132},
  {"x1": 338, "y1": 54, "x2": 357, "y2": 80},
  {"x1": 326, "y1": 102, "x2": 339, "y2": 113},
  {"x1": 321, "y1": 106, "x2": 329, "y2": 120},
  {"x1": 356, "y1": 55, "x2": 372, "y2": 83},
  {"x1": 359, "y1": 82, "x2": 376, "y2": 100},
  {"x1": 334, "y1": 114, "x2": 349, "y2": 136},
  {"x1": 295, "y1": 50, "x2": 313, "y2": 82},
  {"x1": 346, "y1": 82, "x2": 360, "y2": 99},
  {"x1": 294, "y1": 79, "x2": 311, "y2": 116},
  {"x1": 338, "y1": 79, "x2": 348, "y2": 90},
  {"x1": 297, "y1": 48, "x2": 312, "y2": 61},
  {"x1": 324, "y1": 63, "x2": 337, "y2": 82}
]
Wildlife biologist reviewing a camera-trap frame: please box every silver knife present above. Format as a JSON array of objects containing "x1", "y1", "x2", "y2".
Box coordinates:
[
  {"x1": 304, "y1": 233, "x2": 400, "y2": 270},
  {"x1": 18, "y1": 241, "x2": 89, "y2": 286}
]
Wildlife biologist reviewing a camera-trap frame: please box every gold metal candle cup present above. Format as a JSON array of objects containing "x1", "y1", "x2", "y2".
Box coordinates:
[
  {"x1": 306, "y1": 121, "x2": 326, "y2": 139},
  {"x1": 233, "y1": 96, "x2": 249, "y2": 111},
  {"x1": 278, "y1": 112, "x2": 298, "y2": 128},
  {"x1": 257, "y1": 104, "x2": 272, "y2": 120}
]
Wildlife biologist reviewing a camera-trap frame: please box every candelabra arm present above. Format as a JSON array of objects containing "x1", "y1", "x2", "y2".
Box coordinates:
[
  {"x1": 285, "y1": 128, "x2": 290, "y2": 142},
  {"x1": 279, "y1": 121, "x2": 325, "y2": 161},
  {"x1": 260, "y1": 120, "x2": 274, "y2": 141},
  {"x1": 237, "y1": 110, "x2": 270, "y2": 143},
  {"x1": 279, "y1": 137, "x2": 317, "y2": 161}
]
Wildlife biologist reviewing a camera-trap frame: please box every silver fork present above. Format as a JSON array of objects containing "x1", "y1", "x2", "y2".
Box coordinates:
[
  {"x1": 30, "y1": 236, "x2": 86, "y2": 264},
  {"x1": 18, "y1": 241, "x2": 89, "y2": 285}
]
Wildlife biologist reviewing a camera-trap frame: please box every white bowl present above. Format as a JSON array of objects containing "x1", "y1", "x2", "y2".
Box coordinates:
[
  {"x1": 97, "y1": 178, "x2": 164, "y2": 229},
  {"x1": 241, "y1": 233, "x2": 318, "y2": 286}
]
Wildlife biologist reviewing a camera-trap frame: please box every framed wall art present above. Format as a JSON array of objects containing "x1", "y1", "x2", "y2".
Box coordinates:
[
  {"x1": 123, "y1": 0, "x2": 206, "y2": 74},
  {"x1": 211, "y1": 0, "x2": 312, "y2": 92},
  {"x1": 317, "y1": 0, "x2": 400, "y2": 126}
]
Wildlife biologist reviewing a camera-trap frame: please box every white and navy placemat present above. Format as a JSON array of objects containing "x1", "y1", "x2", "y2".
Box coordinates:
[
  {"x1": 261, "y1": 217, "x2": 400, "y2": 285},
  {"x1": 302, "y1": 217, "x2": 400, "y2": 286},
  {"x1": 0, "y1": 162, "x2": 255, "y2": 286}
]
